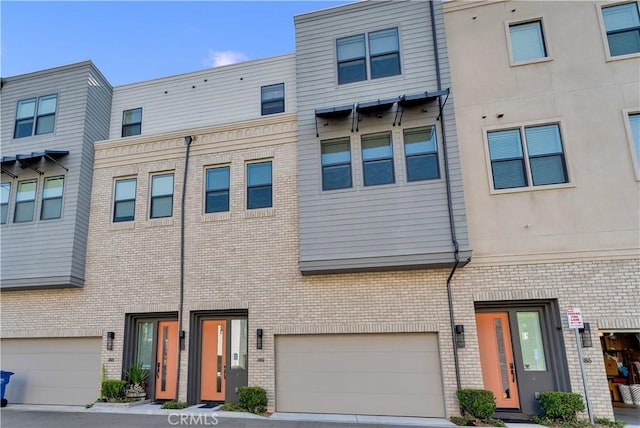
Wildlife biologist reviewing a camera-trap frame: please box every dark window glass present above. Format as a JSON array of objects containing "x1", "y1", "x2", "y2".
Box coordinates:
[
  {"x1": 35, "y1": 95, "x2": 57, "y2": 135},
  {"x1": 603, "y1": 3, "x2": 640, "y2": 56},
  {"x1": 629, "y1": 113, "x2": 640, "y2": 169},
  {"x1": 369, "y1": 28, "x2": 400, "y2": 79},
  {"x1": 488, "y1": 129, "x2": 527, "y2": 189},
  {"x1": 337, "y1": 34, "x2": 366, "y2": 84},
  {"x1": 150, "y1": 174, "x2": 173, "y2": 218},
  {"x1": 362, "y1": 133, "x2": 394, "y2": 186},
  {"x1": 40, "y1": 176, "x2": 64, "y2": 220},
  {"x1": 1, "y1": 182, "x2": 10, "y2": 224},
  {"x1": 205, "y1": 166, "x2": 230, "y2": 213},
  {"x1": 247, "y1": 161, "x2": 272, "y2": 209},
  {"x1": 113, "y1": 178, "x2": 137, "y2": 222},
  {"x1": 524, "y1": 124, "x2": 568, "y2": 186},
  {"x1": 261, "y1": 84, "x2": 284, "y2": 115},
  {"x1": 14, "y1": 179, "x2": 37, "y2": 223},
  {"x1": 122, "y1": 108, "x2": 142, "y2": 137},
  {"x1": 321, "y1": 138, "x2": 352, "y2": 191},
  {"x1": 404, "y1": 127, "x2": 439, "y2": 182},
  {"x1": 14, "y1": 95, "x2": 57, "y2": 138}
]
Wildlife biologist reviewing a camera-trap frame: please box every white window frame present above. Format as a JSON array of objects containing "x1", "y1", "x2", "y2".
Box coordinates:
[
  {"x1": 597, "y1": 0, "x2": 640, "y2": 61},
  {"x1": 623, "y1": 108, "x2": 640, "y2": 180},
  {"x1": 40, "y1": 175, "x2": 65, "y2": 221},
  {"x1": 246, "y1": 160, "x2": 273, "y2": 210},
  {"x1": 149, "y1": 172, "x2": 174, "y2": 219},
  {"x1": 113, "y1": 177, "x2": 137, "y2": 222},
  {"x1": 505, "y1": 17, "x2": 553, "y2": 67}
]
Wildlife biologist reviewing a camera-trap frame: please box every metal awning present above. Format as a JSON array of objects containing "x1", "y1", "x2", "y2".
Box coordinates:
[
  {"x1": 356, "y1": 98, "x2": 397, "y2": 115},
  {"x1": 1, "y1": 150, "x2": 69, "y2": 176},
  {"x1": 315, "y1": 104, "x2": 354, "y2": 136},
  {"x1": 394, "y1": 88, "x2": 450, "y2": 126}
]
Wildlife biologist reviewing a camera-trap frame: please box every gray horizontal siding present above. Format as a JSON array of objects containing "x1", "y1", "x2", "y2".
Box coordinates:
[
  {"x1": 295, "y1": 0, "x2": 470, "y2": 272},
  {"x1": 0, "y1": 62, "x2": 112, "y2": 289},
  {"x1": 108, "y1": 55, "x2": 296, "y2": 139}
]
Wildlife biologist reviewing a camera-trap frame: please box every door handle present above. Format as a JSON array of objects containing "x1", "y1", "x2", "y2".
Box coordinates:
[
  {"x1": 223, "y1": 364, "x2": 226, "y2": 380},
  {"x1": 509, "y1": 362, "x2": 516, "y2": 383},
  {"x1": 156, "y1": 362, "x2": 160, "y2": 378}
]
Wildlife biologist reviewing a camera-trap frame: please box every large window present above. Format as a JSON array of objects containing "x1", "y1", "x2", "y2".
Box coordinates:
[
  {"x1": 509, "y1": 20, "x2": 548, "y2": 62},
  {"x1": 40, "y1": 176, "x2": 64, "y2": 220},
  {"x1": 14, "y1": 94, "x2": 57, "y2": 138},
  {"x1": 1, "y1": 183, "x2": 10, "y2": 224},
  {"x1": 404, "y1": 127, "x2": 439, "y2": 182},
  {"x1": 246, "y1": 161, "x2": 272, "y2": 209},
  {"x1": 205, "y1": 166, "x2": 230, "y2": 213},
  {"x1": 337, "y1": 28, "x2": 400, "y2": 85},
  {"x1": 362, "y1": 132, "x2": 394, "y2": 186},
  {"x1": 321, "y1": 138, "x2": 352, "y2": 191},
  {"x1": 602, "y1": 2, "x2": 640, "y2": 56},
  {"x1": 487, "y1": 124, "x2": 568, "y2": 190},
  {"x1": 261, "y1": 84, "x2": 285, "y2": 115},
  {"x1": 629, "y1": 113, "x2": 640, "y2": 170},
  {"x1": 122, "y1": 108, "x2": 142, "y2": 137},
  {"x1": 14, "y1": 179, "x2": 37, "y2": 223},
  {"x1": 113, "y1": 178, "x2": 137, "y2": 222},
  {"x1": 150, "y1": 173, "x2": 174, "y2": 219}
]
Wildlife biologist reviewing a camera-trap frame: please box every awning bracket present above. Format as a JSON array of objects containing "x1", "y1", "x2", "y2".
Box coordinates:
[
  {"x1": 1, "y1": 168, "x2": 17, "y2": 179},
  {"x1": 44, "y1": 154, "x2": 69, "y2": 172}
]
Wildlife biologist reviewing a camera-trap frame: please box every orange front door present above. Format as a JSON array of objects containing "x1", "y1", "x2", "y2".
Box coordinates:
[
  {"x1": 155, "y1": 320, "x2": 178, "y2": 400},
  {"x1": 201, "y1": 320, "x2": 227, "y2": 401},
  {"x1": 476, "y1": 312, "x2": 520, "y2": 409}
]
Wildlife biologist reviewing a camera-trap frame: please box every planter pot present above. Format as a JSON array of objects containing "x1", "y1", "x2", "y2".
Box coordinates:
[{"x1": 126, "y1": 391, "x2": 147, "y2": 400}]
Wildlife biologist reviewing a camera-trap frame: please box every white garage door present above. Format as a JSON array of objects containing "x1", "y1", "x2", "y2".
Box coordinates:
[
  {"x1": 275, "y1": 333, "x2": 445, "y2": 417},
  {"x1": 1, "y1": 337, "x2": 101, "y2": 405}
]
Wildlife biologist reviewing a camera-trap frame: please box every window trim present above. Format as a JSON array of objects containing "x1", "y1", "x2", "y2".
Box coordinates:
[
  {"x1": 204, "y1": 165, "x2": 231, "y2": 213},
  {"x1": 13, "y1": 94, "x2": 58, "y2": 139},
  {"x1": 260, "y1": 83, "x2": 285, "y2": 116},
  {"x1": 623, "y1": 108, "x2": 640, "y2": 181},
  {"x1": 1, "y1": 182, "x2": 11, "y2": 225},
  {"x1": 321, "y1": 137, "x2": 353, "y2": 191},
  {"x1": 597, "y1": 1, "x2": 640, "y2": 61},
  {"x1": 505, "y1": 17, "x2": 553, "y2": 67},
  {"x1": 13, "y1": 178, "x2": 38, "y2": 223},
  {"x1": 483, "y1": 119, "x2": 574, "y2": 194},
  {"x1": 403, "y1": 126, "x2": 441, "y2": 183},
  {"x1": 122, "y1": 107, "x2": 143, "y2": 137},
  {"x1": 336, "y1": 33, "x2": 368, "y2": 85},
  {"x1": 149, "y1": 172, "x2": 174, "y2": 219},
  {"x1": 40, "y1": 175, "x2": 65, "y2": 221},
  {"x1": 113, "y1": 177, "x2": 137, "y2": 223},
  {"x1": 361, "y1": 131, "x2": 396, "y2": 187},
  {"x1": 246, "y1": 160, "x2": 273, "y2": 210},
  {"x1": 368, "y1": 27, "x2": 401, "y2": 80}
]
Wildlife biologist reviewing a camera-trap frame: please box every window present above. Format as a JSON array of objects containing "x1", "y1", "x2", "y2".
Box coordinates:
[
  {"x1": 404, "y1": 127, "x2": 439, "y2": 182},
  {"x1": 261, "y1": 84, "x2": 284, "y2": 115},
  {"x1": 487, "y1": 124, "x2": 568, "y2": 190},
  {"x1": 509, "y1": 21, "x2": 548, "y2": 62},
  {"x1": 14, "y1": 94, "x2": 57, "y2": 138},
  {"x1": 150, "y1": 174, "x2": 174, "y2": 218},
  {"x1": 205, "y1": 166, "x2": 230, "y2": 213},
  {"x1": 122, "y1": 108, "x2": 142, "y2": 137},
  {"x1": 362, "y1": 132, "x2": 394, "y2": 186},
  {"x1": 602, "y1": 2, "x2": 640, "y2": 56},
  {"x1": 369, "y1": 28, "x2": 400, "y2": 79},
  {"x1": 321, "y1": 138, "x2": 352, "y2": 190},
  {"x1": 337, "y1": 28, "x2": 401, "y2": 84},
  {"x1": 1, "y1": 183, "x2": 10, "y2": 224},
  {"x1": 113, "y1": 178, "x2": 136, "y2": 222},
  {"x1": 14, "y1": 179, "x2": 37, "y2": 223},
  {"x1": 40, "y1": 176, "x2": 64, "y2": 220},
  {"x1": 337, "y1": 34, "x2": 367, "y2": 84},
  {"x1": 246, "y1": 161, "x2": 272, "y2": 209},
  {"x1": 629, "y1": 113, "x2": 640, "y2": 169}
]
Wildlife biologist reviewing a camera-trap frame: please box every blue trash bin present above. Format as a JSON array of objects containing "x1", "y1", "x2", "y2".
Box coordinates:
[{"x1": 1, "y1": 371, "x2": 14, "y2": 407}]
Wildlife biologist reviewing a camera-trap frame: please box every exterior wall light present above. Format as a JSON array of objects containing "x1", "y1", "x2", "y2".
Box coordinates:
[
  {"x1": 256, "y1": 329, "x2": 263, "y2": 350},
  {"x1": 580, "y1": 323, "x2": 592, "y2": 348},
  {"x1": 106, "y1": 331, "x2": 115, "y2": 351},
  {"x1": 455, "y1": 324, "x2": 465, "y2": 348}
]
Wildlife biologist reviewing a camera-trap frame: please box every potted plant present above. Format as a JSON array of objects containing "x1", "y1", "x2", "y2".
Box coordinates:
[{"x1": 125, "y1": 361, "x2": 148, "y2": 400}]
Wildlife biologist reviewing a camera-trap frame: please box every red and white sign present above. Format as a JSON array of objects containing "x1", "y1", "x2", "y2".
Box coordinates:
[{"x1": 566, "y1": 307, "x2": 584, "y2": 329}]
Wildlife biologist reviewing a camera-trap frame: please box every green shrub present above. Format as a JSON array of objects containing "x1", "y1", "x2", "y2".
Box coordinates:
[
  {"x1": 101, "y1": 380, "x2": 127, "y2": 401},
  {"x1": 595, "y1": 417, "x2": 625, "y2": 427},
  {"x1": 238, "y1": 386, "x2": 268, "y2": 414},
  {"x1": 538, "y1": 391, "x2": 585, "y2": 423},
  {"x1": 125, "y1": 361, "x2": 149, "y2": 385},
  {"x1": 220, "y1": 402, "x2": 243, "y2": 411},
  {"x1": 450, "y1": 416, "x2": 472, "y2": 426},
  {"x1": 161, "y1": 401, "x2": 188, "y2": 409},
  {"x1": 457, "y1": 388, "x2": 496, "y2": 420}
]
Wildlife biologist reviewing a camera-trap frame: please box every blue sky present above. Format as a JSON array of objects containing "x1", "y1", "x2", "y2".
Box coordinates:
[{"x1": 1, "y1": 1, "x2": 353, "y2": 86}]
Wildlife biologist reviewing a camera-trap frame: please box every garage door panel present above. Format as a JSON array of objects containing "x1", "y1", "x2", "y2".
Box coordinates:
[
  {"x1": 275, "y1": 333, "x2": 445, "y2": 417},
  {"x1": 0, "y1": 338, "x2": 101, "y2": 405}
]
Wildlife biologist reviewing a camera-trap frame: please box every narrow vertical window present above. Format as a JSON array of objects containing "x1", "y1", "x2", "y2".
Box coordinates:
[
  {"x1": 337, "y1": 34, "x2": 366, "y2": 84},
  {"x1": 246, "y1": 161, "x2": 272, "y2": 209},
  {"x1": 524, "y1": 124, "x2": 567, "y2": 186},
  {"x1": 629, "y1": 113, "x2": 640, "y2": 170},
  {"x1": 205, "y1": 166, "x2": 230, "y2": 213},
  {"x1": 602, "y1": 2, "x2": 640, "y2": 56},
  {"x1": 14, "y1": 179, "x2": 37, "y2": 223},
  {"x1": 404, "y1": 126, "x2": 439, "y2": 182},
  {"x1": 35, "y1": 95, "x2": 57, "y2": 135},
  {"x1": 321, "y1": 138, "x2": 352, "y2": 190},
  {"x1": 362, "y1": 132, "x2": 394, "y2": 186},
  {"x1": 40, "y1": 176, "x2": 64, "y2": 220},
  {"x1": 1, "y1": 182, "x2": 10, "y2": 224},
  {"x1": 150, "y1": 173, "x2": 174, "y2": 218},
  {"x1": 14, "y1": 98, "x2": 36, "y2": 138},
  {"x1": 488, "y1": 129, "x2": 527, "y2": 189},
  {"x1": 261, "y1": 83, "x2": 285, "y2": 115},
  {"x1": 113, "y1": 178, "x2": 137, "y2": 222},
  {"x1": 122, "y1": 108, "x2": 142, "y2": 137},
  {"x1": 509, "y1": 21, "x2": 547, "y2": 62},
  {"x1": 369, "y1": 28, "x2": 400, "y2": 78}
]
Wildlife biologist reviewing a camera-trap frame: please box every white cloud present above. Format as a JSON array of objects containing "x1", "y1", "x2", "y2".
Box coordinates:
[{"x1": 204, "y1": 50, "x2": 249, "y2": 67}]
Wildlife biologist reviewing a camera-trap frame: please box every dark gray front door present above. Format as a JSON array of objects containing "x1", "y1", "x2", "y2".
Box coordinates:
[{"x1": 225, "y1": 319, "x2": 248, "y2": 403}]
